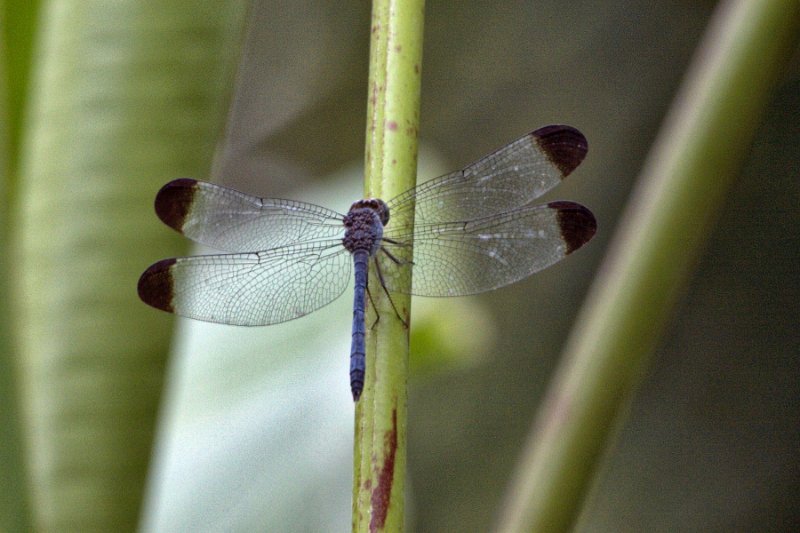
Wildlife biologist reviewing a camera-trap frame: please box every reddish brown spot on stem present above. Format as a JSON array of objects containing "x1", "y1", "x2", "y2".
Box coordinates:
[
  {"x1": 387, "y1": 120, "x2": 398, "y2": 131},
  {"x1": 370, "y1": 406, "x2": 398, "y2": 532}
]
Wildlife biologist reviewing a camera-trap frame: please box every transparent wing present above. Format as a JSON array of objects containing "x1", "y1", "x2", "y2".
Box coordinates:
[
  {"x1": 138, "y1": 241, "x2": 351, "y2": 326},
  {"x1": 153, "y1": 179, "x2": 345, "y2": 252},
  {"x1": 380, "y1": 202, "x2": 596, "y2": 297},
  {"x1": 386, "y1": 125, "x2": 587, "y2": 228}
]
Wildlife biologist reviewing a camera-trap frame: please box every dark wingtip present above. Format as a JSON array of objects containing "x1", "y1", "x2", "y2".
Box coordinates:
[
  {"x1": 532, "y1": 125, "x2": 588, "y2": 177},
  {"x1": 154, "y1": 178, "x2": 199, "y2": 232},
  {"x1": 548, "y1": 201, "x2": 597, "y2": 254},
  {"x1": 137, "y1": 258, "x2": 178, "y2": 313}
]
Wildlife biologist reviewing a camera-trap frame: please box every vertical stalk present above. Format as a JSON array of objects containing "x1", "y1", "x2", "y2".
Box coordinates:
[
  {"x1": 352, "y1": 0, "x2": 424, "y2": 531},
  {"x1": 495, "y1": 0, "x2": 800, "y2": 531}
]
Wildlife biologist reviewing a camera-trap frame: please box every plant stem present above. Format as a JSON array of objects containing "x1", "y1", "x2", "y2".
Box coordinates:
[
  {"x1": 352, "y1": 0, "x2": 424, "y2": 531},
  {"x1": 495, "y1": 0, "x2": 800, "y2": 531}
]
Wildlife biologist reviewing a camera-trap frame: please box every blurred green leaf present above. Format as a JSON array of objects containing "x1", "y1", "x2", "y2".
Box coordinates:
[
  {"x1": 12, "y1": 2, "x2": 248, "y2": 530},
  {"x1": 497, "y1": 1, "x2": 800, "y2": 531},
  {"x1": 2, "y1": 2, "x2": 41, "y2": 531}
]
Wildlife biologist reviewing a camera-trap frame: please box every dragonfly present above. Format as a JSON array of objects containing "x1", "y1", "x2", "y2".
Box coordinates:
[{"x1": 137, "y1": 124, "x2": 596, "y2": 401}]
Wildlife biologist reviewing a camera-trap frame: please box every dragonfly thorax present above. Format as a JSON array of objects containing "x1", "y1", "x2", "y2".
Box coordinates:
[{"x1": 342, "y1": 198, "x2": 389, "y2": 256}]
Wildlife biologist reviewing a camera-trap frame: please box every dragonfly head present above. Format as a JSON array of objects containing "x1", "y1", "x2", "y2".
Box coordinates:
[{"x1": 348, "y1": 198, "x2": 389, "y2": 225}]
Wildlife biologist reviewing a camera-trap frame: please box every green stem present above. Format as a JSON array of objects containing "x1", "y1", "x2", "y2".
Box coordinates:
[
  {"x1": 352, "y1": 0, "x2": 424, "y2": 531},
  {"x1": 495, "y1": 1, "x2": 800, "y2": 531}
]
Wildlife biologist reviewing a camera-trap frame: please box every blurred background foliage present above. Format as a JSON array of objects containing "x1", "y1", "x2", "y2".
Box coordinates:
[{"x1": 2, "y1": 0, "x2": 799, "y2": 531}]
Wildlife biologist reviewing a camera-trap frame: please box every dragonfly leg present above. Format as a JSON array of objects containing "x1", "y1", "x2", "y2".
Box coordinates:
[
  {"x1": 374, "y1": 256, "x2": 409, "y2": 328},
  {"x1": 381, "y1": 241, "x2": 414, "y2": 266},
  {"x1": 366, "y1": 285, "x2": 381, "y2": 329}
]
